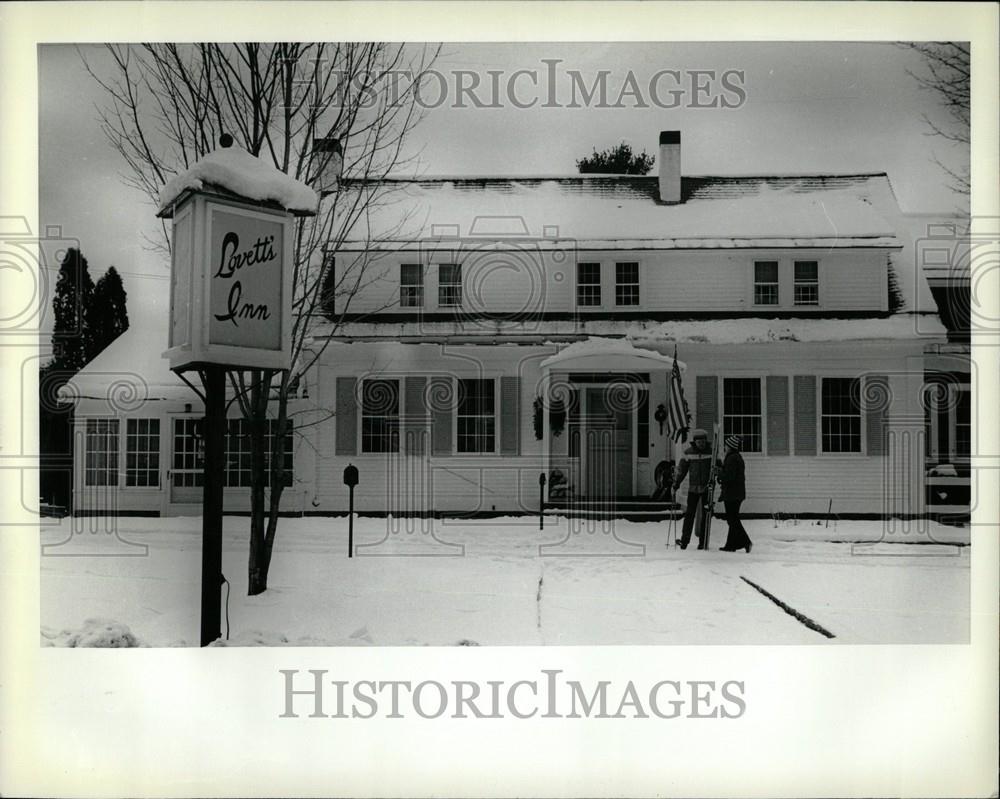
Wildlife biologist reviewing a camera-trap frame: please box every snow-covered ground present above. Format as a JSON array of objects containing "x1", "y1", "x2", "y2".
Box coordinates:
[{"x1": 40, "y1": 515, "x2": 970, "y2": 647}]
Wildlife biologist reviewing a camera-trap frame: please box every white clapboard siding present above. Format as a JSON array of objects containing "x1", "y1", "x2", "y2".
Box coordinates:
[
  {"x1": 329, "y1": 248, "x2": 890, "y2": 316},
  {"x1": 309, "y1": 339, "x2": 927, "y2": 515},
  {"x1": 818, "y1": 253, "x2": 888, "y2": 310},
  {"x1": 643, "y1": 254, "x2": 748, "y2": 311}
]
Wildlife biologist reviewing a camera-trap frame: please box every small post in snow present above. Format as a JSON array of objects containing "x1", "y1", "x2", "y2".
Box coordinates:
[
  {"x1": 343, "y1": 463, "x2": 359, "y2": 558},
  {"x1": 539, "y1": 471, "x2": 546, "y2": 531}
]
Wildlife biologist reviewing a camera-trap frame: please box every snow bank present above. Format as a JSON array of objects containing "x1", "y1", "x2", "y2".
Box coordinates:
[
  {"x1": 41, "y1": 618, "x2": 146, "y2": 648},
  {"x1": 40, "y1": 516, "x2": 970, "y2": 646},
  {"x1": 157, "y1": 146, "x2": 318, "y2": 216},
  {"x1": 209, "y1": 629, "x2": 293, "y2": 647}
]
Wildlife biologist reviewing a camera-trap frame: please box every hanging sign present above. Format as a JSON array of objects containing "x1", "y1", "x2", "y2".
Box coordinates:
[{"x1": 165, "y1": 195, "x2": 293, "y2": 372}]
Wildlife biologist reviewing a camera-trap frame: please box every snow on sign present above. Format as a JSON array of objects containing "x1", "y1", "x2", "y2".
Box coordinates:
[{"x1": 159, "y1": 144, "x2": 316, "y2": 372}]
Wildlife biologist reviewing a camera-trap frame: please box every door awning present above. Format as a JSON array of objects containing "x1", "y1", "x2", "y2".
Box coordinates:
[{"x1": 540, "y1": 337, "x2": 685, "y2": 372}]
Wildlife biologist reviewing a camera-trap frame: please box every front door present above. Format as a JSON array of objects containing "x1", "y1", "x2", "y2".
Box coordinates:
[
  {"x1": 168, "y1": 417, "x2": 204, "y2": 508},
  {"x1": 584, "y1": 388, "x2": 633, "y2": 497}
]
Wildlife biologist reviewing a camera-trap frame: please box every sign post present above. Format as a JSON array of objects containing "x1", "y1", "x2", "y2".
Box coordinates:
[
  {"x1": 199, "y1": 366, "x2": 226, "y2": 646},
  {"x1": 158, "y1": 137, "x2": 317, "y2": 646}
]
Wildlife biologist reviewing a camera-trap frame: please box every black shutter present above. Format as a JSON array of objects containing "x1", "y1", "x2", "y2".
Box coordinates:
[
  {"x1": 793, "y1": 375, "x2": 816, "y2": 456},
  {"x1": 499, "y1": 376, "x2": 520, "y2": 456},
  {"x1": 335, "y1": 377, "x2": 357, "y2": 456},
  {"x1": 766, "y1": 376, "x2": 789, "y2": 456},
  {"x1": 429, "y1": 377, "x2": 453, "y2": 456},
  {"x1": 696, "y1": 375, "x2": 718, "y2": 433},
  {"x1": 404, "y1": 376, "x2": 427, "y2": 456},
  {"x1": 865, "y1": 375, "x2": 889, "y2": 456}
]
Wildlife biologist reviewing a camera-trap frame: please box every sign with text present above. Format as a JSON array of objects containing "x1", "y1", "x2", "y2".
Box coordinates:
[
  {"x1": 208, "y1": 208, "x2": 284, "y2": 350},
  {"x1": 165, "y1": 195, "x2": 293, "y2": 372}
]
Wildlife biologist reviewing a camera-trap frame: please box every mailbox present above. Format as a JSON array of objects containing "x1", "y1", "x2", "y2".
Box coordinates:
[{"x1": 343, "y1": 463, "x2": 359, "y2": 488}]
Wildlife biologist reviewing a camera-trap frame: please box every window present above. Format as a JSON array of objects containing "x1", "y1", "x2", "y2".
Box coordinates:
[
  {"x1": 457, "y1": 378, "x2": 496, "y2": 453},
  {"x1": 224, "y1": 420, "x2": 294, "y2": 487},
  {"x1": 172, "y1": 418, "x2": 204, "y2": 487},
  {"x1": 615, "y1": 262, "x2": 639, "y2": 306},
  {"x1": 361, "y1": 379, "x2": 400, "y2": 453},
  {"x1": 577, "y1": 262, "x2": 601, "y2": 306},
  {"x1": 225, "y1": 420, "x2": 253, "y2": 487},
  {"x1": 125, "y1": 418, "x2": 160, "y2": 487},
  {"x1": 723, "y1": 379, "x2": 762, "y2": 453},
  {"x1": 400, "y1": 264, "x2": 423, "y2": 308},
  {"x1": 85, "y1": 419, "x2": 119, "y2": 486},
  {"x1": 794, "y1": 261, "x2": 819, "y2": 306},
  {"x1": 438, "y1": 264, "x2": 462, "y2": 307},
  {"x1": 754, "y1": 261, "x2": 779, "y2": 305},
  {"x1": 821, "y1": 377, "x2": 861, "y2": 453},
  {"x1": 954, "y1": 387, "x2": 970, "y2": 459}
]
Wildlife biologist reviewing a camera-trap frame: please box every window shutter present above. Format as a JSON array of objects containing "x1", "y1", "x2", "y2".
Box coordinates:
[
  {"x1": 429, "y1": 377, "x2": 453, "y2": 456},
  {"x1": 766, "y1": 376, "x2": 790, "y2": 456},
  {"x1": 335, "y1": 377, "x2": 357, "y2": 456},
  {"x1": 500, "y1": 376, "x2": 520, "y2": 456},
  {"x1": 695, "y1": 375, "x2": 718, "y2": 433},
  {"x1": 404, "y1": 376, "x2": 427, "y2": 456},
  {"x1": 793, "y1": 376, "x2": 816, "y2": 456},
  {"x1": 865, "y1": 375, "x2": 889, "y2": 456}
]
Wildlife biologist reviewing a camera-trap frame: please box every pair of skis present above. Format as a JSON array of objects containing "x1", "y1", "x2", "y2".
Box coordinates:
[{"x1": 697, "y1": 422, "x2": 722, "y2": 550}]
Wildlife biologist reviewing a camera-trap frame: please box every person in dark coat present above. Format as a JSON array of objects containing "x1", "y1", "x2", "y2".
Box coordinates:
[
  {"x1": 672, "y1": 428, "x2": 713, "y2": 549},
  {"x1": 718, "y1": 435, "x2": 752, "y2": 553}
]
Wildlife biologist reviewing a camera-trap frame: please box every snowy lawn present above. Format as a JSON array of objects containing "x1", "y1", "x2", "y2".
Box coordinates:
[{"x1": 40, "y1": 515, "x2": 970, "y2": 647}]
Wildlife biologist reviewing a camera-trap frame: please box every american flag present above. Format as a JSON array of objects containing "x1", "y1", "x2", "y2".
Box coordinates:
[{"x1": 666, "y1": 345, "x2": 691, "y2": 443}]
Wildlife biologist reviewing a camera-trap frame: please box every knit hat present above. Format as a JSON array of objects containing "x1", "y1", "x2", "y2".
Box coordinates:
[
  {"x1": 691, "y1": 428, "x2": 708, "y2": 440},
  {"x1": 725, "y1": 435, "x2": 742, "y2": 450}
]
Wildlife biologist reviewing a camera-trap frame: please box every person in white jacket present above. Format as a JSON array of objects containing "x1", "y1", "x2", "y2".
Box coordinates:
[{"x1": 672, "y1": 428, "x2": 713, "y2": 549}]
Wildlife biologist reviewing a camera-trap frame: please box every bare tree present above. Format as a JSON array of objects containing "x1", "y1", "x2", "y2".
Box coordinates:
[
  {"x1": 85, "y1": 42, "x2": 438, "y2": 594},
  {"x1": 900, "y1": 42, "x2": 970, "y2": 196}
]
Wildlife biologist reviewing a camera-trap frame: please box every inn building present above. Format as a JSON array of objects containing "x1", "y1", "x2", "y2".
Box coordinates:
[{"x1": 62, "y1": 132, "x2": 969, "y2": 520}]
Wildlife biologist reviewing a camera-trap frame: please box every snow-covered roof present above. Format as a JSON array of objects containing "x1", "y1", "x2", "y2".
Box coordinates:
[
  {"x1": 157, "y1": 146, "x2": 318, "y2": 217},
  {"x1": 62, "y1": 313, "x2": 945, "y2": 405},
  {"x1": 342, "y1": 173, "x2": 901, "y2": 248},
  {"x1": 540, "y1": 336, "x2": 685, "y2": 371},
  {"x1": 625, "y1": 315, "x2": 946, "y2": 344},
  {"x1": 896, "y1": 212, "x2": 970, "y2": 310},
  {"x1": 314, "y1": 315, "x2": 946, "y2": 344},
  {"x1": 59, "y1": 323, "x2": 191, "y2": 405}
]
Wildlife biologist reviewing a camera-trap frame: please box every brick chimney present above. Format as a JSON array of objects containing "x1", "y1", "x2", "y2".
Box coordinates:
[
  {"x1": 312, "y1": 136, "x2": 343, "y2": 195},
  {"x1": 658, "y1": 131, "x2": 681, "y2": 204}
]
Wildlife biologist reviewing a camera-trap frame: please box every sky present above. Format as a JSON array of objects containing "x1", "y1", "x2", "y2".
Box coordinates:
[{"x1": 38, "y1": 42, "x2": 969, "y2": 335}]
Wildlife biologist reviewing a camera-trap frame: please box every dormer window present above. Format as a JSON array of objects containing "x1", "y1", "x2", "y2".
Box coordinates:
[
  {"x1": 438, "y1": 264, "x2": 462, "y2": 307},
  {"x1": 753, "y1": 261, "x2": 779, "y2": 305},
  {"x1": 794, "y1": 261, "x2": 819, "y2": 306},
  {"x1": 400, "y1": 264, "x2": 423, "y2": 308},
  {"x1": 577, "y1": 262, "x2": 601, "y2": 307},
  {"x1": 615, "y1": 262, "x2": 640, "y2": 306}
]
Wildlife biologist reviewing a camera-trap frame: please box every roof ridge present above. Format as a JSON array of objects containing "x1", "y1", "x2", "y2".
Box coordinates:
[{"x1": 348, "y1": 172, "x2": 890, "y2": 183}]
